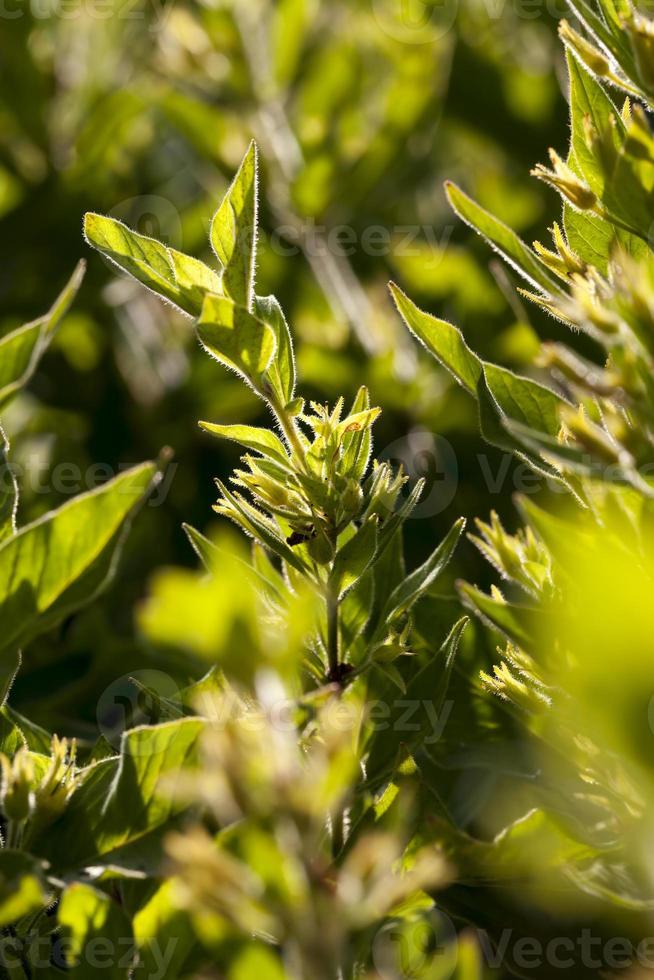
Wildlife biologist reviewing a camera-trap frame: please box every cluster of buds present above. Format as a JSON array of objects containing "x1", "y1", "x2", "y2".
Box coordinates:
[
  {"x1": 533, "y1": 222, "x2": 587, "y2": 282},
  {"x1": 623, "y1": 5, "x2": 654, "y2": 95},
  {"x1": 166, "y1": 680, "x2": 448, "y2": 979},
  {"x1": 469, "y1": 511, "x2": 553, "y2": 599},
  {"x1": 0, "y1": 736, "x2": 79, "y2": 847},
  {"x1": 531, "y1": 149, "x2": 597, "y2": 212},
  {"x1": 209, "y1": 387, "x2": 395, "y2": 572},
  {"x1": 480, "y1": 646, "x2": 551, "y2": 714}
]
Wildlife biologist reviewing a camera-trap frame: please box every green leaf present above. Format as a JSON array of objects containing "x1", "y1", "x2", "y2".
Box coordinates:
[
  {"x1": 0, "y1": 260, "x2": 85, "y2": 410},
  {"x1": 58, "y1": 883, "x2": 133, "y2": 978},
  {"x1": 568, "y1": 51, "x2": 621, "y2": 197},
  {"x1": 182, "y1": 522, "x2": 219, "y2": 572},
  {"x1": 365, "y1": 617, "x2": 468, "y2": 787},
  {"x1": 211, "y1": 141, "x2": 258, "y2": 309},
  {"x1": 445, "y1": 183, "x2": 562, "y2": 296},
  {"x1": 216, "y1": 480, "x2": 307, "y2": 574},
  {"x1": 0, "y1": 461, "x2": 157, "y2": 664},
  {"x1": 390, "y1": 284, "x2": 566, "y2": 443},
  {"x1": 0, "y1": 850, "x2": 49, "y2": 927},
  {"x1": 380, "y1": 517, "x2": 465, "y2": 625},
  {"x1": 197, "y1": 295, "x2": 276, "y2": 394},
  {"x1": 331, "y1": 518, "x2": 378, "y2": 598},
  {"x1": 457, "y1": 582, "x2": 536, "y2": 649},
  {"x1": 341, "y1": 386, "x2": 373, "y2": 481},
  {"x1": 84, "y1": 214, "x2": 219, "y2": 316},
  {"x1": 0, "y1": 424, "x2": 17, "y2": 543},
  {"x1": 228, "y1": 945, "x2": 288, "y2": 980},
  {"x1": 37, "y1": 718, "x2": 205, "y2": 871},
  {"x1": 253, "y1": 294, "x2": 296, "y2": 403},
  {"x1": 199, "y1": 422, "x2": 290, "y2": 467},
  {"x1": 133, "y1": 880, "x2": 196, "y2": 979}
]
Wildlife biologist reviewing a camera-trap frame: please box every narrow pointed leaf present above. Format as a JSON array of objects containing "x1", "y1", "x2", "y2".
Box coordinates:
[
  {"x1": 254, "y1": 294, "x2": 296, "y2": 403},
  {"x1": 445, "y1": 183, "x2": 562, "y2": 295},
  {"x1": 381, "y1": 517, "x2": 465, "y2": 624},
  {"x1": 211, "y1": 141, "x2": 258, "y2": 309},
  {"x1": 331, "y1": 518, "x2": 378, "y2": 598},
  {"x1": 199, "y1": 422, "x2": 290, "y2": 466},
  {"x1": 0, "y1": 261, "x2": 85, "y2": 409}
]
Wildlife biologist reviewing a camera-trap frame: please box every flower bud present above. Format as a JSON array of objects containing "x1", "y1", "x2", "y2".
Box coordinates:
[
  {"x1": 559, "y1": 19, "x2": 610, "y2": 76},
  {"x1": 531, "y1": 150, "x2": 597, "y2": 211},
  {"x1": 0, "y1": 749, "x2": 34, "y2": 824}
]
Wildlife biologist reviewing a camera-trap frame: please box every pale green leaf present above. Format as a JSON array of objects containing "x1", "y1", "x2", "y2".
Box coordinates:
[
  {"x1": 0, "y1": 424, "x2": 17, "y2": 543},
  {"x1": 391, "y1": 285, "x2": 566, "y2": 441},
  {"x1": 0, "y1": 260, "x2": 85, "y2": 409},
  {"x1": 445, "y1": 183, "x2": 562, "y2": 296},
  {"x1": 197, "y1": 295, "x2": 276, "y2": 393},
  {"x1": 0, "y1": 851, "x2": 49, "y2": 927},
  {"x1": 253, "y1": 294, "x2": 296, "y2": 403},
  {"x1": 84, "y1": 214, "x2": 219, "y2": 316},
  {"x1": 198, "y1": 422, "x2": 290, "y2": 466},
  {"x1": 331, "y1": 518, "x2": 378, "y2": 598},
  {"x1": 58, "y1": 883, "x2": 133, "y2": 978},
  {"x1": 0, "y1": 461, "x2": 157, "y2": 662},
  {"x1": 37, "y1": 718, "x2": 205, "y2": 870},
  {"x1": 211, "y1": 141, "x2": 258, "y2": 309}
]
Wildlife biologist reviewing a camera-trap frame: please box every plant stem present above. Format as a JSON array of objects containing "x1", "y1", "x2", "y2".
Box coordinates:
[{"x1": 326, "y1": 585, "x2": 339, "y2": 678}]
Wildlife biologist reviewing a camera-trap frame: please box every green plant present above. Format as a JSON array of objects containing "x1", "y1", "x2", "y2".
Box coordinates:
[
  {"x1": 391, "y1": 1, "x2": 654, "y2": 971},
  {"x1": 0, "y1": 144, "x2": 470, "y2": 979}
]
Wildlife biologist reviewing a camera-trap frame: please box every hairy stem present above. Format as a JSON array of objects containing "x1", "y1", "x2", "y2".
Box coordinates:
[{"x1": 326, "y1": 585, "x2": 339, "y2": 678}]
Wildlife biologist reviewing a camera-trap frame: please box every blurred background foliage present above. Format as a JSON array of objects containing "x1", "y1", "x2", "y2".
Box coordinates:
[{"x1": 0, "y1": 0, "x2": 567, "y2": 730}]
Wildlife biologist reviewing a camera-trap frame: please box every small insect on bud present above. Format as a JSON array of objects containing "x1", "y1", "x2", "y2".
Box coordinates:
[
  {"x1": 306, "y1": 530, "x2": 334, "y2": 565},
  {"x1": 0, "y1": 749, "x2": 34, "y2": 824},
  {"x1": 559, "y1": 19, "x2": 610, "y2": 76},
  {"x1": 531, "y1": 150, "x2": 597, "y2": 211}
]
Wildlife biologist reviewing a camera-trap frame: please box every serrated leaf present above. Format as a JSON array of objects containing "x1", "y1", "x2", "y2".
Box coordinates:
[
  {"x1": 58, "y1": 883, "x2": 133, "y2": 978},
  {"x1": 0, "y1": 260, "x2": 85, "y2": 410},
  {"x1": 199, "y1": 422, "x2": 290, "y2": 466},
  {"x1": 331, "y1": 518, "x2": 378, "y2": 598},
  {"x1": 197, "y1": 295, "x2": 276, "y2": 394},
  {"x1": 445, "y1": 183, "x2": 562, "y2": 295},
  {"x1": 211, "y1": 141, "x2": 258, "y2": 309}
]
